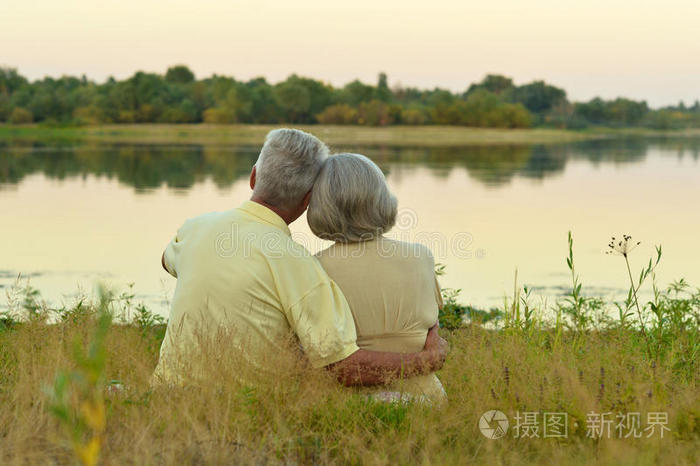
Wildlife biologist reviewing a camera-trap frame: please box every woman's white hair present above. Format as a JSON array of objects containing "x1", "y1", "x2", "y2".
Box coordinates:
[
  {"x1": 308, "y1": 153, "x2": 397, "y2": 243},
  {"x1": 253, "y1": 128, "x2": 329, "y2": 209}
]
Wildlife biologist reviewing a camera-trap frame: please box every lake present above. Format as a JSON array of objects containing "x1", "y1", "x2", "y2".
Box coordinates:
[{"x1": 1, "y1": 137, "x2": 699, "y2": 315}]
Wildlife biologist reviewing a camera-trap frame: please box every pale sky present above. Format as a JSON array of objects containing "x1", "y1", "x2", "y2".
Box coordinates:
[{"x1": 2, "y1": 0, "x2": 699, "y2": 107}]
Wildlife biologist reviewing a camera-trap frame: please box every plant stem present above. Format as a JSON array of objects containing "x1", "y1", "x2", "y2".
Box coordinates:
[{"x1": 624, "y1": 254, "x2": 653, "y2": 359}]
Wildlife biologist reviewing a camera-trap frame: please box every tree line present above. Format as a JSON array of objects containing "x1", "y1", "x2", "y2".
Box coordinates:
[{"x1": 1, "y1": 66, "x2": 699, "y2": 129}]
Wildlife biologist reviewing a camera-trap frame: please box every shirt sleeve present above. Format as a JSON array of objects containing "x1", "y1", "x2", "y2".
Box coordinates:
[
  {"x1": 434, "y1": 275, "x2": 444, "y2": 310},
  {"x1": 162, "y1": 219, "x2": 195, "y2": 278},
  {"x1": 286, "y1": 280, "x2": 360, "y2": 369},
  {"x1": 423, "y1": 246, "x2": 444, "y2": 310},
  {"x1": 162, "y1": 235, "x2": 179, "y2": 277}
]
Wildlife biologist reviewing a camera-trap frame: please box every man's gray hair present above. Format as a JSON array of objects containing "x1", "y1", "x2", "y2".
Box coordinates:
[
  {"x1": 308, "y1": 153, "x2": 397, "y2": 243},
  {"x1": 253, "y1": 128, "x2": 329, "y2": 208}
]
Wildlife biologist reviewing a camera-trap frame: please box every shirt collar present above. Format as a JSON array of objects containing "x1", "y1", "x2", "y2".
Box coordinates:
[{"x1": 238, "y1": 200, "x2": 291, "y2": 236}]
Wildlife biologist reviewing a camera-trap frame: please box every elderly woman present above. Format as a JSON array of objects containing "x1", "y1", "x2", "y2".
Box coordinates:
[{"x1": 307, "y1": 153, "x2": 446, "y2": 402}]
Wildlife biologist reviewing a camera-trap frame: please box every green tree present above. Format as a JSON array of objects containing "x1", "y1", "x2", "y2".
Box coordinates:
[
  {"x1": 274, "y1": 78, "x2": 311, "y2": 122},
  {"x1": 273, "y1": 75, "x2": 333, "y2": 123},
  {"x1": 431, "y1": 90, "x2": 531, "y2": 128},
  {"x1": 0, "y1": 67, "x2": 28, "y2": 95},
  {"x1": 25, "y1": 79, "x2": 74, "y2": 122},
  {"x1": 0, "y1": 94, "x2": 10, "y2": 121},
  {"x1": 160, "y1": 98, "x2": 198, "y2": 123},
  {"x1": 165, "y1": 65, "x2": 195, "y2": 84},
  {"x1": 507, "y1": 81, "x2": 567, "y2": 115},
  {"x1": 574, "y1": 97, "x2": 649, "y2": 127},
  {"x1": 376, "y1": 72, "x2": 391, "y2": 102},
  {"x1": 425, "y1": 89, "x2": 455, "y2": 108},
  {"x1": 245, "y1": 78, "x2": 281, "y2": 123},
  {"x1": 607, "y1": 98, "x2": 648, "y2": 126},
  {"x1": 0, "y1": 64, "x2": 698, "y2": 129},
  {"x1": 203, "y1": 87, "x2": 252, "y2": 123},
  {"x1": 0, "y1": 66, "x2": 28, "y2": 121},
  {"x1": 466, "y1": 74, "x2": 514, "y2": 96},
  {"x1": 340, "y1": 80, "x2": 375, "y2": 106},
  {"x1": 574, "y1": 98, "x2": 606, "y2": 124}
]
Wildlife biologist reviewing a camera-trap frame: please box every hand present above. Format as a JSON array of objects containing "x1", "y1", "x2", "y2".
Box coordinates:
[{"x1": 423, "y1": 323, "x2": 448, "y2": 371}]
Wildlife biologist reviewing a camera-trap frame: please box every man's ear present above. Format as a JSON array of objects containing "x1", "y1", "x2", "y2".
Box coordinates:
[
  {"x1": 301, "y1": 190, "x2": 312, "y2": 210},
  {"x1": 249, "y1": 166, "x2": 256, "y2": 190}
]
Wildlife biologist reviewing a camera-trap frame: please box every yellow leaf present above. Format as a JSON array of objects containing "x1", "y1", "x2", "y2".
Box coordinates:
[
  {"x1": 75, "y1": 437, "x2": 101, "y2": 466},
  {"x1": 80, "y1": 400, "x2": 106, "y2": 432}
]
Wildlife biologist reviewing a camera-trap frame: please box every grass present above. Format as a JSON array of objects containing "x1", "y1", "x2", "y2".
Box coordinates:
[
  {"x1": 2, "y1": 123, "x2": 700, "y2": 147},
  {"x1": 0, "y1": 234, "x2": 698, "y2": 464}
]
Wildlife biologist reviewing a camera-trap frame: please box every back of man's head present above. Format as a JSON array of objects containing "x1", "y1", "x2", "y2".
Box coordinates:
[{"x1": 253, "y1": 128, "x2": 329, "y2": 210}]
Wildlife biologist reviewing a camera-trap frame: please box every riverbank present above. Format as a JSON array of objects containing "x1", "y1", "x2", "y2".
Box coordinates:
[{"x1": 2, "y1": 124, "x2": 700, "y2": 147}]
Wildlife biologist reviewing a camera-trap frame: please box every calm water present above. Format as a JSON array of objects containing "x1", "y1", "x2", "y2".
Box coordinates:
[{"x1": 2, "y1": 138, "x2": 699, "y2": 314}]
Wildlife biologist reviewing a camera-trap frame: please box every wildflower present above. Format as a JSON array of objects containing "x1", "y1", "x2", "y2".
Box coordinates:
[
  {"x1": 606, "y1": 234, "x2": 641, "y2": 258},
  {"x1": 606, "y1": 234, "x2": 659, "y2": 360}
]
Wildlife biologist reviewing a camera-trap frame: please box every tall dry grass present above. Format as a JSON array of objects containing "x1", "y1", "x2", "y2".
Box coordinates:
[{"x1": 0, "y1": 306, "x2": 698, "y2": 464}]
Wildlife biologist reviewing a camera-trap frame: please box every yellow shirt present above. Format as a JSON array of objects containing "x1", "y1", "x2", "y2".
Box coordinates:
[
  {"x1": 316, "y1": 237, "x2": 446, "y2": 401},
  {"x1": 154, "y1": 201, "x2": 359, "y2": 385}
]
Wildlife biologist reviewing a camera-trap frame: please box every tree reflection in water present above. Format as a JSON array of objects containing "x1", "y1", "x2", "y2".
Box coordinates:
[{"x1": 1, "y1": 138, "x2": 699, "y2": 191}]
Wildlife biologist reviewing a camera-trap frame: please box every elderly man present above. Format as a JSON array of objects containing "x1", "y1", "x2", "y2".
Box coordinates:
[{"x1": 155, "y1": 128, "x2": 447, "y2": 387}]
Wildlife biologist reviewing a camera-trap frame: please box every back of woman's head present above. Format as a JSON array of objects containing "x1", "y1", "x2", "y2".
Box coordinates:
[{"x1": 307, "y1": 153, "x2": 397, "y2": 243}]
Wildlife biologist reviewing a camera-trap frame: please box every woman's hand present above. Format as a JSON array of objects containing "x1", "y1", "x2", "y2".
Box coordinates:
[{"x1": 423, "y1": 323, "x2": 448, "y2": 371}]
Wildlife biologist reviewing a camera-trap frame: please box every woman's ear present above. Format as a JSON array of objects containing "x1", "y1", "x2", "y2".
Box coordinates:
[{"x1": 249, "y1": 166, "x2": 257, "y2": 190}]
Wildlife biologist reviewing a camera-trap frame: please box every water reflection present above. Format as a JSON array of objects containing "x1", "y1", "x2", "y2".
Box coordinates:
[
  {"x1": 0, "y1": 144, "x2": 260, "y2": 191},
  {"x1": 2, "y1": 137, "x2": 700, "y2": 312},
  {"x1": 1, "y1": 138, "x2": 699, "y2": 191}
]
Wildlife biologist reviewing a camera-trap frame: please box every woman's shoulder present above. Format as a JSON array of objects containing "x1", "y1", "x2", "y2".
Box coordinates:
[
  {"x1": 314, "y1": 241, "x2": 350, "y2": 256},
  {"x1": 314, "y1": 238, "x2": 435, "y2": 268},
  {"x1": 313, "y1": 242, "x2": 359, "y2": 264},
  {"x1": 313, "y1": 243, "x2": 333, "y2": 262},
  {"x1": 376, "y1": 237, "x2": 435, "y2": 265}
]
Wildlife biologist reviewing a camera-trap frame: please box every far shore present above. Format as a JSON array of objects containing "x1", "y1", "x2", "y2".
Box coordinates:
[{"x1": 2, "y1": 124, "x2": 700, "y2": 147}]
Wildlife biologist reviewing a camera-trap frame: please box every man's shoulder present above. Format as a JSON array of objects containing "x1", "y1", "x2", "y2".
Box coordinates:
[
  {"x1": 168, "y1": 211, "x2": 224, "y2": 243},
  {"x1": 263, "y1": 234, "x2": 319, "y2": 265},
  {"x1": 182, "y1": 210, "x2": 229, "y2": 229}
]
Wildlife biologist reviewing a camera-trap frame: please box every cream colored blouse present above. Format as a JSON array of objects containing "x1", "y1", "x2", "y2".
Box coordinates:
[{"x1": 315, "y1": 236, "x2": 446, "y2": 401}]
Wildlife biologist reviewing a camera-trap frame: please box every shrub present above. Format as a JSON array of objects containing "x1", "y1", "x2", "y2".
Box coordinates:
[
  {"x1": 203, "y1": 107, "x2": 235, "y2": 124},
  {"x1": 357, "y1": 100, "x2": 394, "y2": 126},
  {"x1": 400, "y1": 108, "x2": 427, "y2": 125},
  {"x1": 8, "y1": 107, "x2": 33, "y2": 124},
  {"x1": 117, "y1": 110, "x2": 136, "y2": 123},
  {"x1": 316, "y1": 104, "x2": 358, "y2": 124},
  {"x1": 73, "y1": 106, "x2": 104, "y2": 125},
  {"x1": 500, "y1": 102, "x2": 532, "y2": 128}
]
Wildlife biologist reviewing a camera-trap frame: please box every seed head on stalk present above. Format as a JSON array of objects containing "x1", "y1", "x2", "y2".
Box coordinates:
[{"x1": 606, "y1": 234, "x2": 641, "y2": 258}]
